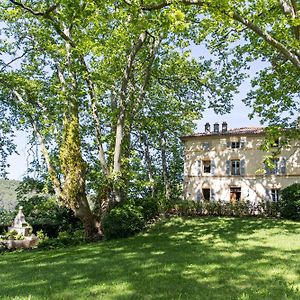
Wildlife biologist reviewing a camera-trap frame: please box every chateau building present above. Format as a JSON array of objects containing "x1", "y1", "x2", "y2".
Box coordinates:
[{"x1": 180, "y1": 122, "x2": 300, "y2": 203}]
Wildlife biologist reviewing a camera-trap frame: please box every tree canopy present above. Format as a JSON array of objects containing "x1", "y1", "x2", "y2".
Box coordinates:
[{"x1": 0, "y1": 0, "x2": 299, "y2": 238}]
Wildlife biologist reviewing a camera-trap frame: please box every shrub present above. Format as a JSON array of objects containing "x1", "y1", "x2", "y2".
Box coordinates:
[
  {"x1": 129, "y1": 197, "x2": 160, "y2": 221},
  {"x1": 0, "y1": 210, "x2": 15, "y2": 234},
  {"x1": 102, "y1": 204, "x2": 145, "y2": 239},
  {"x1": 279, "y1": 183, "x2": 300, "y2": 220},
  {"x1": 168, "y1": 199, "x2": 280, "y2": 218},
  {"x1": 37, "y1": 229, "x2": 86, "y2": 250},
  {"x1": 17, "y1": 195, "x2": 82, "y2": 237}
]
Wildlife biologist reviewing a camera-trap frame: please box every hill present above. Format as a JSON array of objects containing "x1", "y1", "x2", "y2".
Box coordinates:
[{"x1": 0, "y1": 179, "x2": 19, "y2": 211}]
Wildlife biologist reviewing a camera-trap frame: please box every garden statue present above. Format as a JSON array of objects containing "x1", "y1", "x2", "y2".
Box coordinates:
[
  {"x1": 0, "y1": 206, "x2": 39, "y2": 250},
  {"x1": 8, "y1": 206, "x2": 31, "y2": 236}
]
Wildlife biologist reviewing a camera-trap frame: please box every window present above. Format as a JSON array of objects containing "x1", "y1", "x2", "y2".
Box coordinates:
[
  {"x1": 265, "y1": 158, "x2": 279, "y2": 175},
  {"x1": 271, "y1": 189, "x2": 280, "y2": 202},
  {"x1": 202, "y1": 188, "x2": 210, "y2": 201},
  {"x1": 226, "y1": 159, "x2": 245, "y2": 176},
  {"x1": 231, "y1": 160, "x2": 240, "y2": 175},
  {"x1": 202, "y1": 142, "x2": 210, "y2": 150},
  {"x1": 230, "y1": 187, "x2": 241, "y2": 202},
  {"x1": 203, "y1": 160, "x2": 211, "y2": 173},
  {"x1": 227, "y1": 138, "x2": 246, "y2": 149},
  {"x1": 231, "y1": 141, "x2": 240, "y2": 149}
]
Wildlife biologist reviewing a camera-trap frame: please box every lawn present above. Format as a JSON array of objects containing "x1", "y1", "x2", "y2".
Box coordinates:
[{"x1": 0, "y1": 217, "x2": 300, "y2": 300}]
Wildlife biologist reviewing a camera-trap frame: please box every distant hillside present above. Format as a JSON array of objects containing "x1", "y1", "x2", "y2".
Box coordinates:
[{"x1": 0, "y1": 179, "x2": 19, "y2": 211}]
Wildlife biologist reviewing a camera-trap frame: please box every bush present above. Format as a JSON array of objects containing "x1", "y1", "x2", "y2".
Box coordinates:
[
  {"x1": 37, "y1": 229, "x2": 86, "y2": 250},
  {"x1": 168, "y1": 199, "x2": 280, "y2": 218},
  {"x1": 129, "y1": 197, "x2": 160, "y2": 221},
  {"x1": 0, "y1": 210, "x2": 14, "y2": 234},
  {"x1": 17, "y1": 195, "x2": 82, "y2": 237},
  {"x1": 102, "y1": 204, "x2": 145, "y2": 239},
  {"x1": 279, "y1": 183, "x2": 300, "y2": 220}
]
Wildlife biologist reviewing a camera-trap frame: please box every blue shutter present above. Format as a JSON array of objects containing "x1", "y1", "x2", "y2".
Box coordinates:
[
  {"x1": 240, "y1": 159, "x2": 245, "y2": 176},
  {"x1": 196, "y1": 190, "x2": 201, "y2": 202},
  {"x1": 210, "y1": 189, "x2": 215, "y2": 201},
  {"x1": 240, "y1": 141, "x2": 245, "y2": 149},
  {"x1": 226, "y1": 160, "x2": 231, "y2": 175},
  {"x1": 281, "y1": 157, "x2": 287, "y2": 175},
  {"x1": 211, "y1": 159, "x2": 216, "y2": 175},
  {"x1": 197, "y1": 160, "x2": 202, "y2": 176},
  {"x1": 266, "y1": 189, "x2": 272, "y2": 201},
  {"x1": 227, "y1": 141, "x2": 231, "y2": 148},
  {"x1": 264, "y1": 162, "x2": 270, "y2": 175}
]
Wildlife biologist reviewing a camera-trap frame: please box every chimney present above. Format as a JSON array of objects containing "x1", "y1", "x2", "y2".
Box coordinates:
[
  {"x1": 222, "y1": 122, "x2": 228, "y2": 133},
  {"x1": 213, "y1": 123, "x2": 219, "y2": 133},
  {"x1": 205, "y1": 123, "x2": 210, "y2": 133}
]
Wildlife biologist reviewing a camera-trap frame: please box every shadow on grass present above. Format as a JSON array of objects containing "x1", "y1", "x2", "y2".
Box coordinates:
[{"x1": 0, "y1": 217, "x2": 299, "y2": 299}]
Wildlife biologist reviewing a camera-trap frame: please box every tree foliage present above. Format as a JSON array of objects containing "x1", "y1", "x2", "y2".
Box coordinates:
[
  {"x1": 0, "y1": 0, "x2": 240, "y2": 238},
  {"x1": 279, "y1": 183, "x2": 300, "y2": 220},
  {"x1": 139, "y1": 0, "x2": 300, "y2": 137},
  {"x1": 2, "y1": 0, "x2": 297, "y2": 238}
]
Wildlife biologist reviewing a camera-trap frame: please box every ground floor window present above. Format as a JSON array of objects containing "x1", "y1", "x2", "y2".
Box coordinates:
[
  {"x1": 271, "y1": 189, "x2": 280, "y2": 202},
  {"x1": 202, "y1": 188, "x2": 210, "y2": 201},
  {"x1": 230, "y1": 187, "x2": 241, "y2": 203}
]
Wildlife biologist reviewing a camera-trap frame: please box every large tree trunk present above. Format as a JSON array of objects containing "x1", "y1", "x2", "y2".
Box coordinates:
[{"x1": 60, "y1": 110, "x2": 101, "y2": 239}]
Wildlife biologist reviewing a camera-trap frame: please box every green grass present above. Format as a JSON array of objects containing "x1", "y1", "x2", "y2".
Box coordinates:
[{"x1": 0, "y1": 217, "x2": 300, "y2": 300}]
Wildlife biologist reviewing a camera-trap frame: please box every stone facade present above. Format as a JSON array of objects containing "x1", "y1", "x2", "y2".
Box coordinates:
[{"x1": 181, "y1": 125, "x2": 300, "y2": 203}]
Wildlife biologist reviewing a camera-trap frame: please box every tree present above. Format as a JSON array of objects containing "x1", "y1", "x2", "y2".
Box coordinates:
[
  {"x1": 0, "y1": 1, "x2": 241, "y2": 238},
  {"x1": 138, "y1": 0, "x2": 300, "y2": 134}
]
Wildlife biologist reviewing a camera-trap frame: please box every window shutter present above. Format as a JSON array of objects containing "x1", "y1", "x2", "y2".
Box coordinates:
[
  {"x1": 197, "y1": 160, "x2": 202, "y2": 176},
  {"x1": 227, "y1": 141, "x2": 231, "y2": 148},
  {"x1": 266, "y1": 189, "x2": 272, "y2": 201},
  {"x1": 240, "y1": 137, "x2": 246, "y2": 149},
  {"x1": 240, "y1": 159, "x2": 245, "y2": 176},
  {"x1": 280, "y1": 157, "x2": 287, "y2": 175},
  {"x1": 264, "y1": 162, "x2": 270, "y2": 175},
  {"x1": 211, "y1": 159, "x2": 216, "y2": 175},
  {"x1": 211, "y1": 189, "x2": 215, "y2": 201},
  {"x1": 226, "y1": 160, "x2": 231, "y2": 175},
  {"x1": 196, "y1": 190, "x2": 201, "y2": 202}
]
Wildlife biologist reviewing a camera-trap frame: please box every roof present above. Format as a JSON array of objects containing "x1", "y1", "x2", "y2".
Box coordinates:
[{"x1": 180, "y1": 126, "x2": 265, "y2": 141}]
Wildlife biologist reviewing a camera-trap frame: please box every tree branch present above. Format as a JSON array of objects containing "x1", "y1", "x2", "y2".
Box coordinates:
[
  {"x1": 79, "y1": 56, "x2": 109, "y2": 176},
  {"x1": 9, "y1": 1, "x2": 76, "y2": 47},
  {"x1": 0, "y1": 52, "x2": 27, "y2": 71},
  {"x1": 9, "y1": 0, "x2": 58, "y2": 16},
  {"x1": 12, "y1": 90, "x2": 63, "y2": 199},
  {"x1": 231, "y1": 11, "x2": 300, "y2": 71},
  {"x1": 113, "y1": 31, "x2": 147, "y2": 178},
  {"x1": 140, "y1": 0, "x2": 300, "y2": 71}
]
